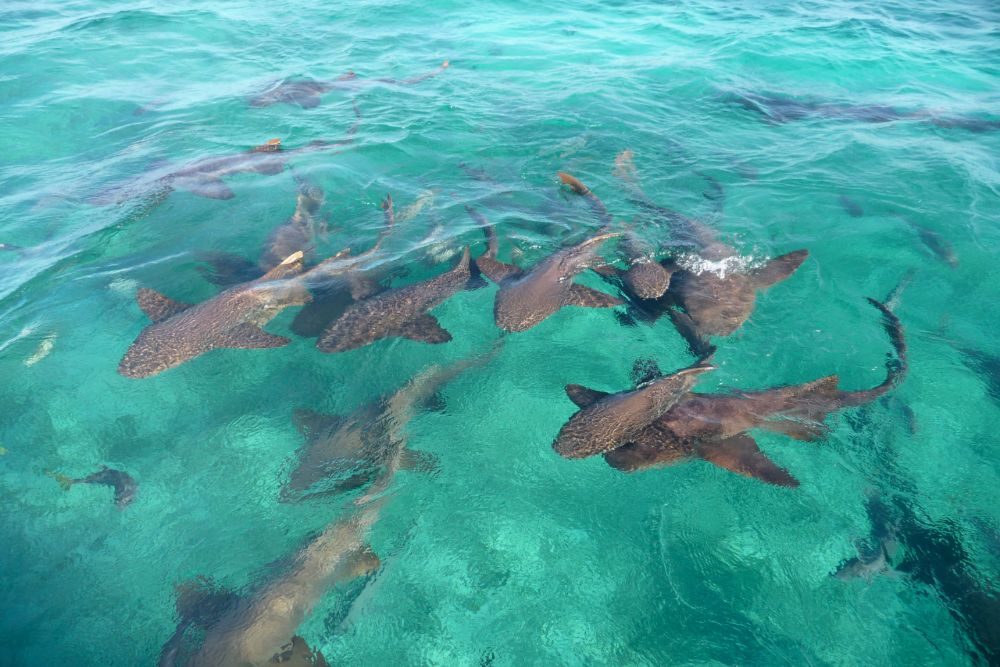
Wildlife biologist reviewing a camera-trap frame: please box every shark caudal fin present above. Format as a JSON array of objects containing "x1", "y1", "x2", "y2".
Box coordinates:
[
  {"x1": 837, "y1": 298, "x2": 908, "y2": 407},
  {"x1": 45, "y1": 470, "x2": 75, "y2": 491}
]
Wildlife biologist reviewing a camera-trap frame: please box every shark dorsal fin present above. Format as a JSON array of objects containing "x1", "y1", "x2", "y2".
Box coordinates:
[
  {"x1": 292, "y1": 408, "x2": 344, "y2": 438},
  {"x1": 136, "y1": 288, "x2": 191, "y2": 323},
  {"x1": 260, "y1": 251, "x2": 305, "y2": 281},
  {"x1": 565, "y1": 384, "x2": 610, "y2": 408},
  {"x1": 799, "y1": 374, "x2": 840, "y2": 395}
]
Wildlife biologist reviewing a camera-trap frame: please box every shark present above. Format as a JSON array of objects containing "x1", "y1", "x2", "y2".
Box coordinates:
[
  {"x1": 46, "y1": 466, "x2": 138, "y2": 509},
  {"x1": 724, "y1": 90, "x2": 1000, "y2": 133},
  {"x1": 159, "y1": 499, "x2": 386, "y2": 667},
  {"x1": 559, "y1": 170, "x2": 674, "y2": 300},
  {"x1": 281, "y1": 343, "x2": 500, "y2": 502},
  {"x1": 601, "y1": 297, "x2": 907, "y2": 486},
  {"x1": 92, "y1": 102, "x2": 360, "y2": 205},
  {"x1": 469, "y1": 204, "x2": 622, "y2": 333},
  {"x1": 553, "y1": 357, "x2": 716, "y2": 459},
  {"x1": 606, "y1": 150, "x2": 808, "y2": 354},
  {"x1": 895, "y1": 214, "x2": 959, "y2": 268},
  {"x1": 118, "y1": 252, "x2": 311, "y2": 378},
  {"x1": 315, "y1": 246, "x2": 472, "y2": 353},
  {"x1": 249, "y1": 61, "x2": 450, "y2": 109}
]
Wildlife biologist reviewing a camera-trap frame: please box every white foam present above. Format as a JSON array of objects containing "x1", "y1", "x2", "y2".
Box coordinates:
[{"x1": 675, "y1": 252, "x2": 762, "y2": 280}]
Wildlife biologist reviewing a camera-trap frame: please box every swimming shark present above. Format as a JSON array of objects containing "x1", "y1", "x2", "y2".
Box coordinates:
[
  {"x1": 833, "y1": 490, "x2": 899, "y2": 581},
  {"x1": 553, "y1": 357, "x2": 715, "y2": 459},
  {"x1": 895, "y1": 214, "x2": 958, "y2": 268},
  {"x1": 93, "y1": 102, "x2": 360, "y2": 205},
  {"x1": 118, "y1": 252, "x2": 310, "y2": 378},
  {"x1": 607, "y1": 150, "x2": 808, "y2": 354},
  {"x1": 469, "y1": 205, "x2": 622, "y2": 333},
  {"x1": 200, "y1": 176, "x2": 330, "y2": 286},
  {"x1": 159, "y1": 498, "x2": 386, "y2": 667},
  {"x1": 281, "y1": 344, "x2": 500, "y2": 502},
  {"x1": 315, "y1": 246, "x2": 471, "y2": 353},
  {"x1": 602, "y1": 297, "x2": 907, "y2": 486},
  {"x1": 46, "y1": 466, "x2": 138, "y2": 509},
  {"x1": 725, "y1": 90, "x2": 1000, "y2": 132},
  {"x1": 249, "y1": 61, "x2": 449, "y2": 108},
  {"x1": 559, "y1": 170, "x2": 674, "y2": 300}
]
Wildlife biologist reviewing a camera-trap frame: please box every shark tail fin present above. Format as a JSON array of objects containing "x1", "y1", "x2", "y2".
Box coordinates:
[
  {"x1": 558, "y1": 171, "x2": 613, "y2": 225},
  {"x1": 45, "y1": 470, "x2": 75, "y2": 491},
  {"x1": 838, "y1": 298, "x2": 908, "y2": 407}
]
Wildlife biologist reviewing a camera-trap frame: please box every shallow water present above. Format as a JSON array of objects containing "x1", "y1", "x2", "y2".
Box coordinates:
[{"x1": 2, "y1": 0, "x2": 999, "y2": 665}]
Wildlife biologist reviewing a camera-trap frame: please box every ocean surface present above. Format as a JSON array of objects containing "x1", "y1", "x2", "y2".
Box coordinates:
[{"x1": 1, "y1": 0, "x2": 999, "y2": 665}]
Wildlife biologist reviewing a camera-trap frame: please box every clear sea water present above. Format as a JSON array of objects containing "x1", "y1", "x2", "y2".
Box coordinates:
[{"x1": 1, "y1": 0, "x2": 999, "y2": 665}]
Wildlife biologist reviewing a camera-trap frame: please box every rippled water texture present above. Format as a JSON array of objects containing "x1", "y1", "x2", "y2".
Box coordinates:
[{"x1": 2, "y1": 0, "x2": 999, "y2": 665}]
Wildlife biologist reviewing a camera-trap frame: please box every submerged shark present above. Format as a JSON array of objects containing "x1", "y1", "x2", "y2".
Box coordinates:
[
  {"x1": 249, "y1": 61, "x2": 450, "y2": 108},
  {"x1": 559, "y1": 170, "x2": 674, "y2": 300},
  {"x1": 553, "y1": 357, "x2": 715, "y2": 459},
  {"x1": 470, "y1": 205, "x2": 622, "y2": 333},
  {"x1": 607, "y1": 150, "x2": 808, "y2": 354},
  {"x1": 93, "y1": 103, "x2": 360, "y2": 205},
  {"x1": 895, "y1": 214, "x2": 959, "y2": 268},
  {"x1": 315, "y1": 247, "x2": 471, "y2": 353},
  {"x1": 46, "y1": 466, "x2": 138, "y2": 509},
  {"x1": 282, "y1": 344, "x2": 499, "y2": 502},
  {"x1": 159, "y1": 499, "x2": 386, "y2": 667},
  {"x1": 118, "y1": 252, "x2": 310, "y2": 378},
  {"x1": 602, "y1": 298, "x2": 907, "y2": 486},
  {"x1": 725, "y1": 90, "x2": 1000, "y2": 133}
]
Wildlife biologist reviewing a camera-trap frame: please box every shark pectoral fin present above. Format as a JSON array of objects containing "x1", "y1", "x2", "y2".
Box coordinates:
[
  {"x1": 476, "y1": 256, "x2": 521, "y2": 283},
  {"x1": 399, "y1": 450, "x2": 439, "y2": 472},
  {"x1": 348, "y1": 274, "x2": 383, "y2": 300},
  {"x1": 273, "y1": 635, "x2": 328, "y2": 667},
  {"x1": 292, "y1": 408, "x2": 344, "y2": 437},
  {"x1": 136, "y1": 288, "x2": 191, "y2": 322},
  {"x1": 180, "y1": 177, "x2": 235, "y2": 200},
  {"x1": 666, "y1": 309, "x2": 712, "y2": 357},
  {"x1": 217, "y1": 323, "x2": 289, "y2": 349},
  {"x1": 696, "y1": 435, "x2": 800, "y2": 487},
  {"x1": 565, "y1": 384, "x2": 610, "y2": 408},
  {"x1": 196, "y1": 252, "x2": 260, "y2": 286},
  {"x1": 757, "y1": 418, "x2": 830, "y2": 442},
  {"x1": 752, "y1": 249, "x2": 809, "y2": 289},
  {"x1": 396, "y1": 314, "x2": 452, "y2": 344},
  {"x1": 565, "y1": 284, "x2": 623, "y2": 308}
]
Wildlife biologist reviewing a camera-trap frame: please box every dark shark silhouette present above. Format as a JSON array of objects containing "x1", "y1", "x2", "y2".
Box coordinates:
[
  {"x1": 119, "y1": 252, "x2": 311, "y2": 378},
  {"x1": 725, "y1": 90, "x2": 1000, "y2": 133},
  {"x1": 559, "y1": 170, "x2": 674, "y2": 300},
  {"x1": 249, "y1": 61, "x2": 449, "y2": 109},
  {"x1": 553, "y1": 357, "x2": 715, "y2": 459},
  {"x1": 470, "y1": 205, "x2": 622, "y2": 333},
  {"x1": 601, "y1": 298, "x2": 907, "y2": 486},
  {"x1": 282, "y1": 342, "x2": 500, "y2": 502},
  {"x1": 159, "y1": 499, "x2": 385, "y2": 667},
  {"x1": 93, "y1": 103, "x2": 360, "y2": 206},
  {"x1": 606, "y1": 150, "x2": 808, "y2": 355},
  {"x1": 895, "y1": 214, "x2": 959, "y2": 268},
  {"x1": 46, "y1": 466, "x2": 138, "y2": 509},
  {"x1": 316, "y1": 247, "x2": 471, "y2": 353}
]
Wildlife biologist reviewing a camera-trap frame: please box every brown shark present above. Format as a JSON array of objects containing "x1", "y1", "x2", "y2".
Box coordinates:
[
  {"x1": 118, "y1": 252, "x2": 310, "y2": 378},
  {"x1": 559, "y1": 170, "x2": 674, "y2": 300},
  {"x1": 469, "y1": 205, "x2": 622, "y2": 333},
  {"x1": 249, "y1": 61, "x2": 449, "y2": 108},
  {"x1": 93, "y1": 103, "x2": 360, "y2": 205},
  {"x1": 282, "y1": 342, "x2": 500, "y2": 502},
  {"x1": 159, "y1": 499, "x2": 386, "y2": 667},
  {"x1": 608, "y1": 150, "x2": 808, "y2": 353},
  {"x1": 602, "y1": 298, "x2": 907, "y2": 486},
  {"x1": 316, "y1": 246, "x2": 471, "y2": 353},
  {"x1": 553, "y1": 357, "x2": 715, "y2": 459},
  {"x1": 46, "y1": 466, "x2": 138, "y2": 509}
]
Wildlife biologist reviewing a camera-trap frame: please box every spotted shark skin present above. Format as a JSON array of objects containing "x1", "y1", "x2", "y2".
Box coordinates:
[
  {"x1": 316, "y1": 246, "x2": 471, "y2": 353},
  {"x1": 602, "y1": 298, "x2": 907, "y2": 487},
  {"x1": 248, "y1": 61, "x2": 450, "y2": 108},
  {"x1": 553, "y1": 358, "x2": 715, "y2": 459},
  {"x1": 469, "y1": 205, "x2": 622, "y2": 333},
  {"x1": 607, "y1": 150, "x2": 808, "y2": 355},
  {"x1": 118, "y1": 252, "x2": 310, "y2": 378}
]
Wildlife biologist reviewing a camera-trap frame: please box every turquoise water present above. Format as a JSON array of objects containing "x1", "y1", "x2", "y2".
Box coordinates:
[{"x1": 2, "y1": 0, "x2": 999, "y2": 664}]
